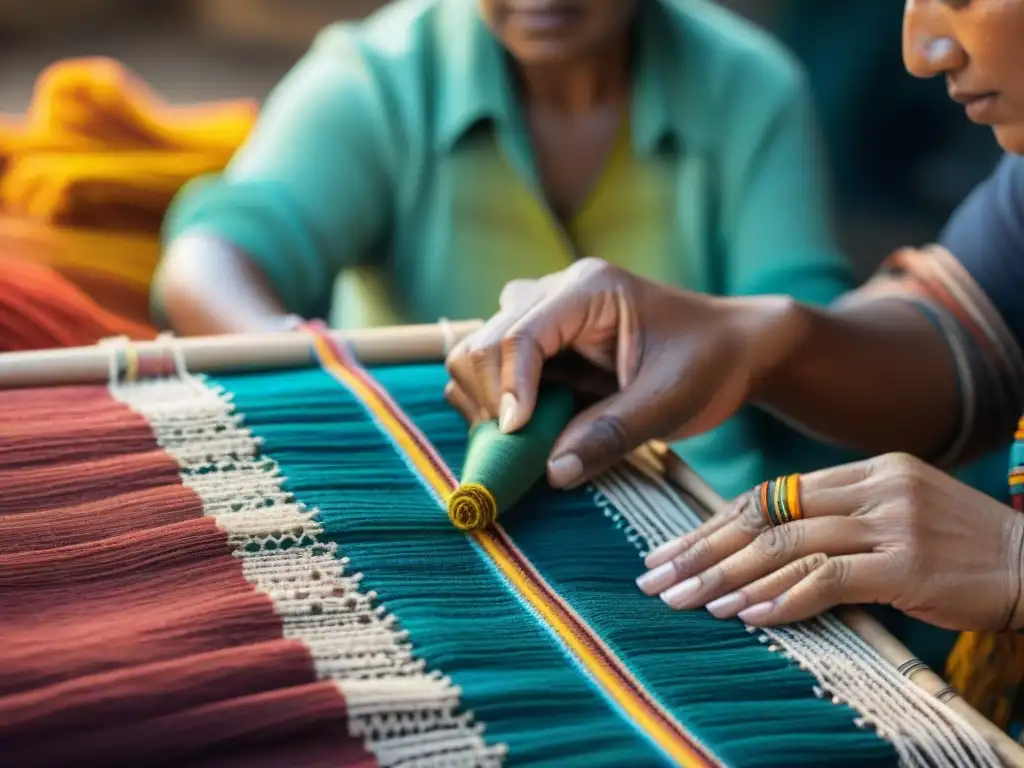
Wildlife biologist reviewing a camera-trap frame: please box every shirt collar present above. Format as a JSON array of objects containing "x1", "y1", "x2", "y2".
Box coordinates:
[
  {"x1": 436, "y1": 2, "x2": 515, "y2": 150},
  {"x1": 435, "y1": 0, "x2": 701, "y2": 156}
]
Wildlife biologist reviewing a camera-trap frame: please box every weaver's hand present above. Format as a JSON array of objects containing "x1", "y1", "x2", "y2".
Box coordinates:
[
  {"x1": 444, "y1": 258, "x2": 803, "y2": 489},
  {"x1": 637, "y1": 453, "x2": 1024, "y2": 632}
]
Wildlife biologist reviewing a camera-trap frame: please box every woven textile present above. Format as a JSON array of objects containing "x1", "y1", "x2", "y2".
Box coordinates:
[{"x1": 0, "y1": 346, "x2": 1002, "y2": 766}]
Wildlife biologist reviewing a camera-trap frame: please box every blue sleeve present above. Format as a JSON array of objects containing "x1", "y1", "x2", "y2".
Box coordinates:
[{"x1": 939, "y1": 153, "x2": 1024, "y2": 350}]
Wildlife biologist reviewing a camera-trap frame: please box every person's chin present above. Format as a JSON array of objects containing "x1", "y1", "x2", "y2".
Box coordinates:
[
  {"x1": 991, "y1": 124, "x2": 1024, "y2": 156},
  {"x1": 505, "y1": 38, "x2": 583, "y2": 66}
]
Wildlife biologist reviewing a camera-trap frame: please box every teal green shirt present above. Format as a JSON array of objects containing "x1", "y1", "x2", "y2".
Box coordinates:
[{"x1": 161, "y1": 0, "x2": 859, "y2": 496}]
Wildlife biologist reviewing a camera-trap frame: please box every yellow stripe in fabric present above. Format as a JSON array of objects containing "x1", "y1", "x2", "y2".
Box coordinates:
[
  {"x1": 475, "y1": 529, "x2": 713, "y2": 767},
  {"x1": 309, "y1": 333, "x2": 715, "y2": 767}
]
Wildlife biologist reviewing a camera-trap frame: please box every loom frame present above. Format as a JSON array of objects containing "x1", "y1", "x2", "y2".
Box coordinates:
[{"x1": 1, "y1": 320, "x2": 1022, "y2": 766}]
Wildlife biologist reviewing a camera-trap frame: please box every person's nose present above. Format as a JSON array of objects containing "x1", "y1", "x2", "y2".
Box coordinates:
[{"x1": 903, "y1": 0, "x2": 967, "y2": 79}]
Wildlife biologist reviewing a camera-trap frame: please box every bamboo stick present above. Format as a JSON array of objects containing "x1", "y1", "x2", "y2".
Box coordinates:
[
  {"x1": 648, "y1": 442, "x2": 1024, "y2": 767},
  {"x1": 0, "y1": 320, "x2": 482, "y2": 389}
]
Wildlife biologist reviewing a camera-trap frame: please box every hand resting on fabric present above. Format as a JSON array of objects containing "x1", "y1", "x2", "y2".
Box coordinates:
[{"x1": 636, "y1": 453, "x2": 1024, "y2": 632}]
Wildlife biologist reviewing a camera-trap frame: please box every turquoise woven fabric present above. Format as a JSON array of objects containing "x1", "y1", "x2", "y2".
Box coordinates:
[{"x1": 212, "y1": 363, "x2": 897, "y2": 767}]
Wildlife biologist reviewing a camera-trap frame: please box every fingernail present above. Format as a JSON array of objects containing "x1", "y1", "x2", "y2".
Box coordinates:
[
  {"x1": 737, "y1": 601, "x2": 774, "y2": 624},
  {"x1": 661, "y1": 577, "x2": 701, "y2": 609},
  {"x1": 635, "y1": 562, "x2": 676, "y2": 595},
  {"x1": 499, "y1": 393, "x2": 520, "y2": 433},
  {"x1": 548, "y1": 454, "x2": 583, "y2": 488},
  {"x1": 705, "y1": 592, "x2": 745, "y2": 618}
]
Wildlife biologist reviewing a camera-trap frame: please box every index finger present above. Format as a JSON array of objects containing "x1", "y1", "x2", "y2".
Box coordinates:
[{"x1": 496, "y1": 273, "x2": 592, "y2": 432}]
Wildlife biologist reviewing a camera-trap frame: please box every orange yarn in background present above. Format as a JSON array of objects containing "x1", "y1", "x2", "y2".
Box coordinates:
[
  {"x1": 0, "y1": 256, "x2": 155, "y2": 352},
  {"x1": 0, "y1": 58, "x2": 257, "y2": 349}
]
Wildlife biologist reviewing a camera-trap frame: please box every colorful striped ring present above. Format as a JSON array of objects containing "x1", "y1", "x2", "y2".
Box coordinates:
[{"x1": 757, "y1": 474, "x2": 803, "y2": 527}]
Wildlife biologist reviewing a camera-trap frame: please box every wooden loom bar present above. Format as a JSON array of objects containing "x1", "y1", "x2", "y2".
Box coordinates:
[
  {"x1": 0, "y1": 320, "x2": 483, "y2": 388},
  {"x1": 651, "y1": 443, "x2": 1024, "y2": 768}
]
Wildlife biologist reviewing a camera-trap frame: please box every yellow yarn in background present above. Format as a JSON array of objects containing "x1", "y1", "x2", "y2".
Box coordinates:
[{"x1": 0, "y1": 57, "x2": 258, "y2": 325}]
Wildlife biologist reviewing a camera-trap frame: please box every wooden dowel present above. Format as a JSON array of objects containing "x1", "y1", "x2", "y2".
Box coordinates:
[
  {"x1": 0, "y1": 320, "x2": 483, "y2": 389},
  {"x1": 837, "y1": 608, "x2": 1024, "y2": 768},
  {"x1": 648, "y1": 441, "x2": 1024, "y2": 767}
]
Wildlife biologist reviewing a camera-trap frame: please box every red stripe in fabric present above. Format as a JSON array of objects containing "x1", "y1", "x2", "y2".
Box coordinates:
[
  {"x1": 0, "y1": 485, "x2": 201, "y2": 553},
  {"x1": 0, "y1": 450, "x2": 183, "y2": 515},
  {"x1": 188, "y1": 727, "x2": 377, "y2": 768},
  {"x1": 0, "y1": 383, "x2": 376, "y2": 767},
  {"x1": 0, "y1": 386, "x2": 159, "y2": 469}
]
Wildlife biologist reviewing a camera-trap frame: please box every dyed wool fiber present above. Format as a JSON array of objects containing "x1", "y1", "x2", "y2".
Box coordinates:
[
  {"x1": 0, "y1": 255, "x2": 155, "y2": 351},
  {"x1": 212, "y1": 362, "x2": 895, "y2": 768},
  {"x1": 0, "y1": 384, "x2": 375, "y2": 767},
  {"x1": 0, "y1": 214, "x2": 162, "y2": 328},
  {"x1": 0, "y1": 344, "x2": 995, "y2": 766}
]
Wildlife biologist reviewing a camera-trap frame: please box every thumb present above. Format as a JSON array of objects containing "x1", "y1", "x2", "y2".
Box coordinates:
[{"x1": 546, "y1": 374, "x2": 685, "y2": 489}]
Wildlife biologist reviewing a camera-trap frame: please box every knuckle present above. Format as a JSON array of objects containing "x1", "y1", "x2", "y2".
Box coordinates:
[
  {"x1": 737, "y1": 494, "x2": 767, "y2": 533},
  {"x1": 815, "y1": 557, "x2": 850, "y2": 594},
  {"x1": 753, "y1": 526, "x2": 798, "y2": 562},
  {"x1": 796, "y1": 552, "x2": 829, "y2": 577},
  {"x1": 676, "y1": 536, "x2": 712, "y2": 573},
  {"x1": 444, "y1": 337, "x2": 476, "y2": 375},
  {"x1": 893, "y1": 473, "x2": 926, "y2": 507},
  {"x1": 873, "y1": 451, "x2": 917, "y2": 478},
  {"x1": 499, "y1": 278, "x2": 536, "y2": 308},
  {"x1": 499, "y1": 329, "x2": 538, "y2": 359},
  {"x1": 570, "y1": 257, "x2": 621, "y2": 289},
  {"x1": 873, "y1": 452, "x2": 927, "y2": 502},
  {"x1": 574, "y1": 256, "x2": 612, "y2": 276},
  {"x1": 587, "y1": 413, "x2": 632, "y2": 457},
  {"x1": 467, "y1": 345, "x2": 493, "y2": 368}
]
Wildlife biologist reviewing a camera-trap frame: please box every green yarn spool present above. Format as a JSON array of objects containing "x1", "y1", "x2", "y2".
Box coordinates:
[{"x1": 448, "y1": 384, "x2": 576, "y2": 531}]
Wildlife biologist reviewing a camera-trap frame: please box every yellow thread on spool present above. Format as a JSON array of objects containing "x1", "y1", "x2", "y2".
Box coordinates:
[{"x1": 448, "y1": 482, "x2": 498, "y2": 531}]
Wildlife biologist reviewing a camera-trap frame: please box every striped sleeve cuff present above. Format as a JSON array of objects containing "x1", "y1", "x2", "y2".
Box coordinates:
[{"x1": 857, "y1": 245, "x2": 1024, "y2": 466}]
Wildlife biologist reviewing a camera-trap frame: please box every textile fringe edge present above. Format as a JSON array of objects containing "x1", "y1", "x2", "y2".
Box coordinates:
[
  {"x1": 108, "y1": 372, "x2": 506, "y2": 768},
  {"x1": 592, "y1": 452, "x2": 1002, "y2": 768}
]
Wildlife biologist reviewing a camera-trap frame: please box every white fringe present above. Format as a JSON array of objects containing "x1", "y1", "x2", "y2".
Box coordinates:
[{"x1": 109, "y1": 373, "x2": 505, "y2": 768}]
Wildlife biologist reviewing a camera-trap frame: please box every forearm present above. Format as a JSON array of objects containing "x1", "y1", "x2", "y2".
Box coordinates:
[
  {"x1": 750, "y1": 296, "x2": 961, "y2": 461},
  {"x1": 155, "y1": 234, "x2": 301, "y2": 336}
]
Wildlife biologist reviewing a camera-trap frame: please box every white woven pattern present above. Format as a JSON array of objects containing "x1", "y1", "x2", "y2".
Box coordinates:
[
  {"x1": 109, "y1": 372, "x2": 505, "y2": 768},
  {"x1": 592, "y1": 450, "x2": 1002, "y2": 768}
]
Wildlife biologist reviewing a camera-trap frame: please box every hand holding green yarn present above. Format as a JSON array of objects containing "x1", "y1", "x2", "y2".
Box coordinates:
[
  {"x1": 444, "y1": 259, "x2": 799, "y2": 491},
  {"x1": 448, "y1": 384, "x2": 575, "y2": 530}
]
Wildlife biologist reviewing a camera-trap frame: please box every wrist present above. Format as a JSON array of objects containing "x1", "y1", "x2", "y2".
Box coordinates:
[{"x1": 726, "y1": 295, "x2": 812, "y2": 396}]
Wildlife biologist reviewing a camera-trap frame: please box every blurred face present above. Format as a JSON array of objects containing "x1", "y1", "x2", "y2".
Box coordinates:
[
  {"x1": 904, "y1": 0, "x2": 1024, "y2": 153},
  {"x1": 478, "y1": 0, "x2": 640, "y2": 66}
]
